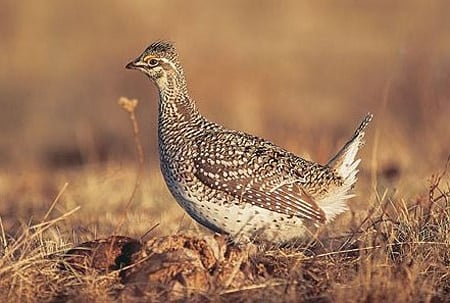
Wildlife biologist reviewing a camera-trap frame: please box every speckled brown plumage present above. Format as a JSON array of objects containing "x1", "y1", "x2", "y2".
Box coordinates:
[{"x1": 126, "y1": 41, "x2": 373, "y2": 242}]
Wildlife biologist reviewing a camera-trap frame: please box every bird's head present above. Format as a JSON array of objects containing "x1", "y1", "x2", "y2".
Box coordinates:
[{"x1": 126, "y1": 41, "x2": 182, "y2": 87}]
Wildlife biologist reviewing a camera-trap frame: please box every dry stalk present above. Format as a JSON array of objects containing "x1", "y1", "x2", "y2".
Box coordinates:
[{"x1": 115, "y1": 97, "x2": 145, "y2": 235}]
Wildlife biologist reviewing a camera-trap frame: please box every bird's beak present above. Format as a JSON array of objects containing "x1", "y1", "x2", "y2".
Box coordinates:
[{"x1": 125, "y1": 58, "x2": 143, "y2": 70}]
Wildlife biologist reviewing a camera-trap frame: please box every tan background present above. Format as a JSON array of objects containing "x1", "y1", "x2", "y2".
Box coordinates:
[
  {"x1": 1, "y1": 3, "x2": 449, "y2": 300},
  {"x1": 1, "y1": 0, "x2": 449, "y2": 175}
]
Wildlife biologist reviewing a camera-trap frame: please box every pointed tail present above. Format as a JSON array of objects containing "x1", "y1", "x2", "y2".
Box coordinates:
[
  {"x1": 327, "y1": 113, "x2": 373, "y2": 181},
  {"x1": 317, "y1": 113, "x2": 372, "y2": 222}
]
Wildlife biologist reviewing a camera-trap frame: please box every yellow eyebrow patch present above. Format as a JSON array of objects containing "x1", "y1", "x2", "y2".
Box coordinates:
[{"x1": 143, "y1": 54, "x2": 155, "y2": 62}]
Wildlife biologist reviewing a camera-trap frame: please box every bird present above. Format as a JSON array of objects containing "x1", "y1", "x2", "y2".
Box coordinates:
[{"x1": 126, "y1": 41, "x2": 373, "y2": 243}]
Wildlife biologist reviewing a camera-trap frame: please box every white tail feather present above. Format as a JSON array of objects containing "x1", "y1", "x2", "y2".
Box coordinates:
[{"x1": 317, "y1": 113, "x2": 373, "y2": 221}]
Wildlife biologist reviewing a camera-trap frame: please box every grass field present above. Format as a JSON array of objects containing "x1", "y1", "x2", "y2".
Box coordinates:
[{"x1": 1, "y1": 1, "x2": 450, "y2": 302}]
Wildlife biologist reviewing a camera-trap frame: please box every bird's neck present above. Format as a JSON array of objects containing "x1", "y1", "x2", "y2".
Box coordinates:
[{"x1": 157, "y1": 73, "x2": 203, "y2": 134}]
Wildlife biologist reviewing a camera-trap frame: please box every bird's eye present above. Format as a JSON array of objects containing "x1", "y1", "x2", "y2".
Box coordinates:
[{"x1": 148, "y1": 58, "x2": 159, "y2": 67}]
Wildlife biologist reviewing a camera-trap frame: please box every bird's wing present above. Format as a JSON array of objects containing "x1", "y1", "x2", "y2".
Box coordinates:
[{"x1": 193, "y1": 131, "x2": 326, "y2": 223}]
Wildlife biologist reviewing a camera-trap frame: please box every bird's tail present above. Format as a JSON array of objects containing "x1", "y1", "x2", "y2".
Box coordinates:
[
  {"x1": 317, "y1": 113, "x2": 372, "y2": 222},
  {"x1": 327, "y1": 113, "x2": 373, "y2": 183}
]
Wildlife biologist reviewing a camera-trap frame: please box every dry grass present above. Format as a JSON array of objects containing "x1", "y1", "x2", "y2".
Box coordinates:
[
  {"x1": 0, "y1": 160, "x2": 448, "y2": 302},
  {"x1": 0, "y1": 96, "x2": 449, "y2": 301}
]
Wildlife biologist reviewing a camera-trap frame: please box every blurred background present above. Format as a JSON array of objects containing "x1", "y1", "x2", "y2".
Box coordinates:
[
  {"x1": 1, "y1": 0, "x2": 449, "y2": 199},
  {"x1": 1, "y1": 3, "x2": 450, "y2": 299}
]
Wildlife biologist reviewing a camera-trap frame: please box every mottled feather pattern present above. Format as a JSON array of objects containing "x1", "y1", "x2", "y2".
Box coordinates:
[
  {"x1": 126, "y1": 41, "x2": 373, "y2": 242},
  {"x1": 192, "y1": 129, "x2": 329, "y2": 222}
]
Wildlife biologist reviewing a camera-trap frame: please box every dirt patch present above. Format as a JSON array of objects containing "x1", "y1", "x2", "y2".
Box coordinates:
[{"x1": 61, "y1": 234, "x2": 262, "y2": 300}]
